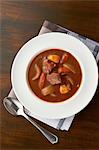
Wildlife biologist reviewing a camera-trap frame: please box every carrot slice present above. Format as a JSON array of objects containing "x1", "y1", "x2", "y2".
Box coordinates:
[
  {"x1": 58, "y1": 66, "x2": 70, "y2": 74},
  {"x1": 38, "y1": 73, "x2": 46, "y2": 89},
  {"x1": 60, "y1": 53, "x2": 68, "y2": 64}
]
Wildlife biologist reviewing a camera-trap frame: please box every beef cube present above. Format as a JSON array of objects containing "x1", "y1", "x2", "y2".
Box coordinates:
[
  {"x1": 42, "y1": 58, "x2": 56, "y2": 74},
  {"x1": 47, "y1": 73, "x2": 61, "y2": 85}
]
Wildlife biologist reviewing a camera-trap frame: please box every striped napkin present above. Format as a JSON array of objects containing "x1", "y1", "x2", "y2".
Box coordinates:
[{"x1": 7, "y1": 20, "x2": 99, "y2": 131}]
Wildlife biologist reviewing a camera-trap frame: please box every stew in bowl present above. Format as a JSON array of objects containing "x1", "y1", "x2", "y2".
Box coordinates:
[
  {"x1": 28, "y1": 49, "x2": 82, "y2": 103},
  {"x1": 11, "y1": 32, "x2": 98, "y2": 119}
]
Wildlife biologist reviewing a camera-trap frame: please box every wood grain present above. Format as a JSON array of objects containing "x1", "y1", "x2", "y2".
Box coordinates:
[{"x1": 0, "y1": 1, "x2": 99, "y2": 149}]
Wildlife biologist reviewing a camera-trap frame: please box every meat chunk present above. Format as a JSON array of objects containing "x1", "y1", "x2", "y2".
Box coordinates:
[
  {"x1": 42, "y1": 58, "x2": 56, "y2": 74},
  {"x1": 47, "y1": 73, "x2": 61, "y2": 85}
]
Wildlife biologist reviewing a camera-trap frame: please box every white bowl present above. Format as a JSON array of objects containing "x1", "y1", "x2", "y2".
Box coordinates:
[{"x1": 11, "y1": 32, "x2": 98, "y2": 119}]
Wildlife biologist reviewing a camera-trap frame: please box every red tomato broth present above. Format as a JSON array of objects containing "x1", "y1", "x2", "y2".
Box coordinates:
[{"x1": 28, "y1": 49, "x2": 82, "y2": 103}]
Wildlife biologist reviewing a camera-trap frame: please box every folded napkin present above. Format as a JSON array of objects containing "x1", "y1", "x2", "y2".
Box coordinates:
[{"x1": 7, "y1": 20, "x2": 99, "y2": 131}]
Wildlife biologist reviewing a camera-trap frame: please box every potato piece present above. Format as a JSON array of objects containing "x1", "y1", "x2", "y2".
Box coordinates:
[
  {"x1": 60, "y1": 85, "x2": 69, "y2": 94},
  {"x1": 48, "y1": 55, "x2": 60, "y2": 63}
]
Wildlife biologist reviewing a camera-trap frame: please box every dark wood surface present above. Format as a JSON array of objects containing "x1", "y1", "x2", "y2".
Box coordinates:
[{"x1": 0, "y1": 1, "x2": 99, "y2": 149}]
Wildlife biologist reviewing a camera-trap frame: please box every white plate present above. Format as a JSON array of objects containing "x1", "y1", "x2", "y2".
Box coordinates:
[{"x1": 11, "y1": 32, "x2": 98, "y2": 119}]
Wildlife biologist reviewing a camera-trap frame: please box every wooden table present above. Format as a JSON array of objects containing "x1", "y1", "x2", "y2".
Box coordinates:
[{"x1": 0, "y1": 1, "x2": 99, "y2": 149}]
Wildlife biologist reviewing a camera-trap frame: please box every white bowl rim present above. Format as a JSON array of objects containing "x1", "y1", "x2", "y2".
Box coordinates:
[{"x1": 11, "y1": 32, "x2": 98, "y2": 119}]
